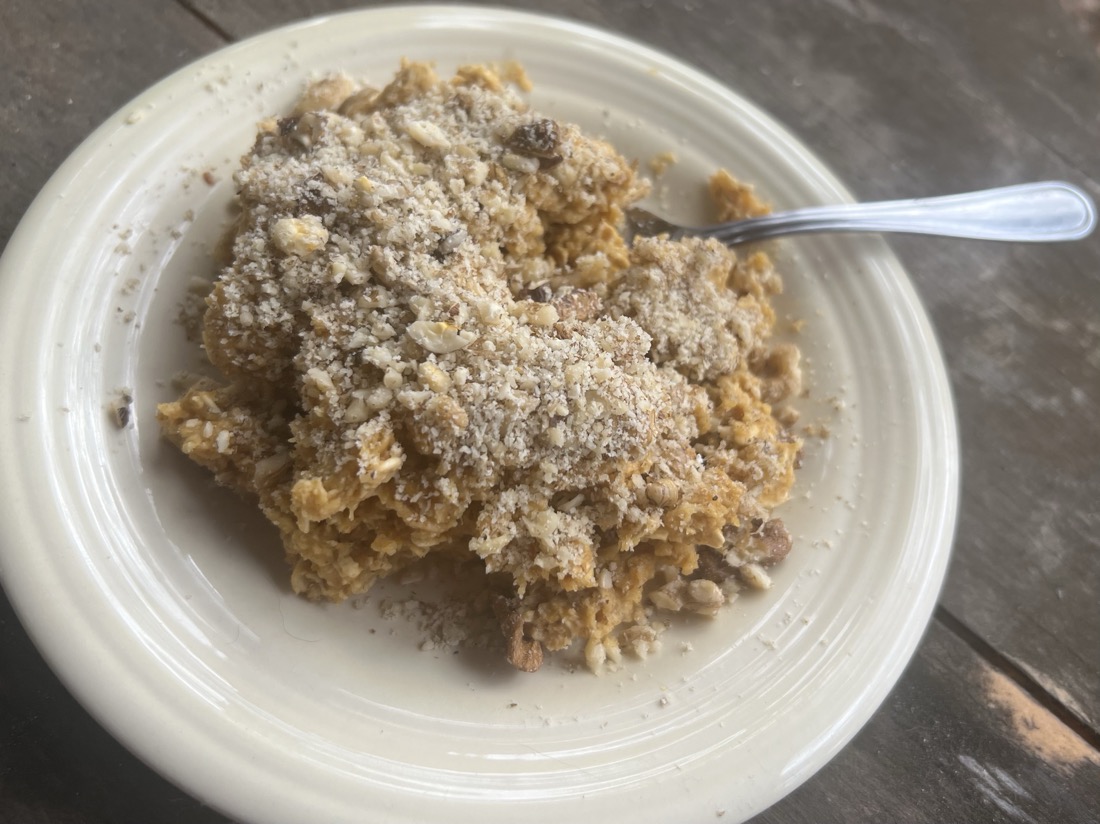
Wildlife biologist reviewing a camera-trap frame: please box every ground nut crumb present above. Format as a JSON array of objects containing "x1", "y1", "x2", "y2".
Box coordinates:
[{"x1": 157, "y1": 61, "x2": 802, "y2": 674}]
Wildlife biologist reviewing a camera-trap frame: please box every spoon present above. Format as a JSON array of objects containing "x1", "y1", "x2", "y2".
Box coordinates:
[{"x1": 626, "y1": 181, "x2": 1097, "y2": 245}]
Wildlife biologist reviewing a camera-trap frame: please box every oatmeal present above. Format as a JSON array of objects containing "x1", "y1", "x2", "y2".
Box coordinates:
[{"x1": 157, "y1": 61, "x2": 802, "y2": 672}]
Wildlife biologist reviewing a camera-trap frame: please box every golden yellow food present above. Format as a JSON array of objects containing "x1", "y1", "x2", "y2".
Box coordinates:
[{"x1": 157, "y1": 61, "x2": 802, "y2": 672}]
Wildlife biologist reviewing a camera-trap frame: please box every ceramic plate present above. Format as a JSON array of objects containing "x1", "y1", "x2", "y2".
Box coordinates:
[{"x1": 0, "y1": 6, "x2": 958, "y2": 823}]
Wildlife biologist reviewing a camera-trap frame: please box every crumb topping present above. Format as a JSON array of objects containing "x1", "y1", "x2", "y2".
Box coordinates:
[{"x1": 157, "y1": 61, "x2": 802, "y2": 673}]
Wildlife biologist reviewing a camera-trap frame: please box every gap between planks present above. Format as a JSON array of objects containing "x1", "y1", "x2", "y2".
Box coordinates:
[
  {"x1": 175, "y1": 0, "x2": 235, "y2": 43},
  {"x1": 936, "y1": 605, "x2": 1100, "y2": 752}
]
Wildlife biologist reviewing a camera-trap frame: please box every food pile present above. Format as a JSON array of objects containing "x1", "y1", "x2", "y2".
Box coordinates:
[{"x1": 158, "y1": 61, "x2": 802, "y2": 672}]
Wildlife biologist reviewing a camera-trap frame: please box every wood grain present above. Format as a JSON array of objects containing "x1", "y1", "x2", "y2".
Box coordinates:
[
  {"x1": 752, "y1": 620, "x2": 1100, "y2": 824},
  {"x1": 0, "y1": 1, "x2": 224, "y2": 250}
]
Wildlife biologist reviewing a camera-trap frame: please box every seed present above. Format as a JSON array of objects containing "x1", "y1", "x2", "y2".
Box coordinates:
[{"x1": 645, "y1": 481, "x2": 681, "y2": 507}]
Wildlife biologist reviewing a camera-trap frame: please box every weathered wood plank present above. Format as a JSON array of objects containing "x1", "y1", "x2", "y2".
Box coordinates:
[
  {"x1": 914, "y1": 230, "x2": 1100, "y2": 732},
  {"x1": 187, "y1": 0, "x2": 1100, "y2": 187},
  {"x1": 0, "y1": 0, "x2": 226, "y2": 821},
  {"x1": 0, "y1": 0, "x2": 225, "y2": 251},
  {"x1": 751, "y1": 619, "x2": 1100, "y2": 823},
  {"x1": 1061, "y1": 0, "x2": 1100, "y2": 51}
]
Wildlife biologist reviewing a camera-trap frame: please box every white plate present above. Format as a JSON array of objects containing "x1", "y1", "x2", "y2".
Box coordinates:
[{"x1": 0, "y1": 6, "x2": 958, "y2": 823}]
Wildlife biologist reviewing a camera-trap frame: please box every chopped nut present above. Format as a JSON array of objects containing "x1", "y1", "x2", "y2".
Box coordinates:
[
  {"x1": 383, "y1": 368, "x2": 404, "y2": 390},
  {"x1": 406, "y1": 320, "x2": 478, "y2": 354},
  {"x1": 501, "y1": 152, "x2": 540, "y2": 174},
  {"x1": 475, "y1": 298, "x2": 504, "y2": 325},
  {"x1": 253, "y1": 450, "x2": 290, "y2": 482},
  {"x1": 405, "y1": 120, "x2": 451, "y2": 149},
  {"x1": 757, "y1": 519, "x2": 792, "y2": 566},
  {"x1": 344, "y1": 396, "x2": 370, "y2": 423},
  {"x1": 686, "y1": 579, "x2": 725, "y2": 616},
  {"x1": 650, "y1": 576, "x2": 725, "y2": 616},
  {"x1": 584, "y1": 636, "x2": 621, "y2": 673},
  {"x1": 292, "y1": 74, "x2": 356, "y2": 115},
  {"x1": 645, "y1": 480, "x2": 680, "y2": 507},
  {"x1": 529, "y1": 304, "x2": 559, "y2": 327},
  {"x1": 438, "y1": 229, "x2": 467, "y2": 256},
  {"x1": 215, "y1": 429, "x2": 232, "y2": 454},
  {"x1": 738, "y1": 563, "x2": 772, "y2": 590},
  {"x1": 494, "y1": 597, "x2": 543, "y2": 672},
  {"x1": 418, "y1": 361, "x2": 452, "y2": 393},
  {"x1": 426, "y1": 394, "x2": 469, "y2": 429},
  {"x1": 650, "y1": 579, "x2": 686, "y2": 612},
  {"x1": 271, "y1": 216, "x2": 329, "y2": 257},
  {"x1": 621, "y1": 625, "x2": 662, "y2": 658}
]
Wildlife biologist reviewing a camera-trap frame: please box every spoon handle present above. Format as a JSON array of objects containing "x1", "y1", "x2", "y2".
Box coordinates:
[{"x1": 702, "y1": 181, "x2": 1097, "y2": 245}]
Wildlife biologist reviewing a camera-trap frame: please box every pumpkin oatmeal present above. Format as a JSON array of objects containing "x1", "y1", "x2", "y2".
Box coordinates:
[{"x1": 157, "y1": 61, "x2": 802, "y2": 673}]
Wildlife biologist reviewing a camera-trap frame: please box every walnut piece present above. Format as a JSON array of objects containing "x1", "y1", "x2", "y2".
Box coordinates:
[
  {"x1": 494, "y1": 597, "x2": 544, "y2": 672},
  {"x1": 757, "y1": 519, "x2": 793, "y2": 566},
  {"x1": 551, "y1": 289, "x2": 603, "y2": 321},
  {"x1": 406, "y1": 320, "x2": 478, "y2": 354}
]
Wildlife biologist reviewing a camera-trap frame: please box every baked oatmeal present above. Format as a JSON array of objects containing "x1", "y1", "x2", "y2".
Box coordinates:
[{"x1": 157, "y1": 61, "x2": 802, "y2": 673}]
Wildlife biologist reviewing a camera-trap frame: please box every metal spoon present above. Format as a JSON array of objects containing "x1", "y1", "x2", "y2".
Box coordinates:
[{"x1": 626, "y1": 181, "x2": 1097, "y2": 245}]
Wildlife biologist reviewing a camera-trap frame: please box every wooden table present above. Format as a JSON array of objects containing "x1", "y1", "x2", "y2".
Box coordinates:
[{"x1": 2, "y1": 1, "x2": 1098, "y2": 821}]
